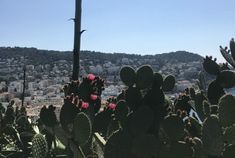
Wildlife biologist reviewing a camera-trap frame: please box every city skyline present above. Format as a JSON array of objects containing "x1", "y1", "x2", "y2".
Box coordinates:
[{"x1": 1, "y1": 0, "x2": 235, "y2": 62}]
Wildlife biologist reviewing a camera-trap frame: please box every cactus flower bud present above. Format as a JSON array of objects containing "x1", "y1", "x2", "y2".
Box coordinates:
[
  {"x1": 108, "y1": 103, "x2": 116, "y2": 110},
  {"x1": 90, "y1": 94, "x2": 98, "y2": 101},
  {"x1": 81, "y1": 102, "x2": 89, "y2": 109},
  {"x1": 88, "y1": 74, "x2": 95, "y2": 81}
]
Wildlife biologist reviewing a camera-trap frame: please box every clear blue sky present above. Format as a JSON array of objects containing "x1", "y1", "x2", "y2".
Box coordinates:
[{"x1": 1, "y1": 0, "x2": 235, "y2": 62}]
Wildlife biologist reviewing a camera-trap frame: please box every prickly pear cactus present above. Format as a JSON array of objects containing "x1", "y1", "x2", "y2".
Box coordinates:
[
  {"x1": 120, "y1": 66, "x2": 136, "y2": 87},
  {"x1": 128, "y1": 106, "x2": 153, "y2": 137},
  {"x1": 202, "y1": 115, "x2": 223, "y2": 157},
  {"x1": 159, "y1": 141, "x2": 194, "y2": 158},
  {"x1": 207, "y1": 80, "x2": 225, "y2": 105},
  {"x1": 223, "y1": 144, "x2": 235, "y2": 158},
  {"x1": 73, "y1": 112, "x2": 92, "y2": 146},
  {"x1": 230, "y1": 38, "x2": 235, "y2": 60},
  {"x1": 203, "y1": 56, "x2": 220, "y2": 75},
  {"x1": 136, "y1": 65, "x2": 154, "y2": 89},
  {"x1": 153, "y1": 72, "x2": 163, "y2": 88},
  {"x1": 162, "y1": 75, "x2": 175, "y2": 92},
  {"x1": 216, "y1": 70, "x2": 235, "y2": 88},
  {"x1": 125, "y1": 86, "x2": 142, "y2": 110},
  {"x1": 104, "y1": 130, "x2": 133, "y2": 158},
  {"x1": 223, "y1": 124, "x2": 235, "y2": 145},
  {"x1": 193, "y1": 137, "x2": 206, "y2": 158},
  {"x1": 131, "y1": 134, "x2": 159, "y2": 158},
  {"x1": 162, "y1": 114, "x2": 184, "y2": 141},
  {"x1": 32, "y1": 133, "x2": 48, "y2": 158},
  {"x1": 218, "y1": 94, "x2": 235, "y2": 127},
  {"x1": 203, "y1": 100, "x2": 210, "y2": 117},
  {"x1": 114, "y1": 100, "x2": 129, "y2": 123}
]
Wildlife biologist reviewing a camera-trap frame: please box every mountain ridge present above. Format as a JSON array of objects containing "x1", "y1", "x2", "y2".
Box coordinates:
[{"x1": 0, "y1": 46, "x2": 203, "y2": 65}]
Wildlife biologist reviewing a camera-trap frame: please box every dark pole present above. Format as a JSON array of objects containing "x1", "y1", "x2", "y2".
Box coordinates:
[
  {"x1": 72, "y1": 0, "x2": 82, "y2": 80},
  {"x1": 22, "y1": 66, "x2": 26, "y2": 107}
]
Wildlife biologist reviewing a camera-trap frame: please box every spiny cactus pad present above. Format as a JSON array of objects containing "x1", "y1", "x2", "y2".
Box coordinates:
[
  {"x1": 202, "y1": 115, "x2": 223, "y2": 156},
  {"x1": 223, "y1": 124, "x2": 235, "y2": 145},
  {"x1": 162, "y1": 75, "x2": 176, "y2": 92},
  {"x1": 125, "y1": 86, "x2": 142, "y2": 110},
  {"x1": 32, "y1": 133, "x2": 48, "y2": 158},
  {"x1": 136, "y1": 65, "x2": 154, "y2": 89},
  {"x1": 218, "y1": 94, "x2": 235, "y2": 127},
  {"x1": 193, "y1": 137, "x2": 206, "y2": 158},
  {"x1": 159, "y1": 141, "x2": 194, "y2": 158},
  {"x1": 114, "y1": 100, "x2": 129, "y2": 121},
  {"x1": 203, "y1": 56, "x2": 220, "y2": 75},
  {"x1": 104, "y1": 130, "x2": 133, "y2": 158},
  {"x1": 128, "y1": 106, "x2": 154, "y2": 137},
  {"x1": 120, "y1": 66, "x2": 136, "y2": 87},
  {"x1": 153, "y1": 72, "x2": 163, "y2": 88},
  {"x1": 131, "y1": 134, "x2": 159, "y2": 157},
  {"x1": 162, "y1": 114, "x2": 184, "y2": 141},
  {"x1": 207, "y1": 80, "x2": 225, "y2": 105},
  {"x1": 73, "y1": 112, "x2": 92, "y2": 146},
  {"x1": 216, "y1": 70, "x2": 235, "y2": 88},
  {"x1": 230, "y1": 38, "x2": 235, "y2": 60},
  {"x1": 223, "y1": 144, "x2": 235, "y2": 158}
]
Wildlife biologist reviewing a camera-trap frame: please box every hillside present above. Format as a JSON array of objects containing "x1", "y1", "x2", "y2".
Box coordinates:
[{"x1": 0, "y1": 47, "x2": 203, "y2": 65}]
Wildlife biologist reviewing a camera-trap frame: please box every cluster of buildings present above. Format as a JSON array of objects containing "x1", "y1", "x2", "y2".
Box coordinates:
[{"x1": 0, "y1": 53, "x2": 203, "y2": 122}]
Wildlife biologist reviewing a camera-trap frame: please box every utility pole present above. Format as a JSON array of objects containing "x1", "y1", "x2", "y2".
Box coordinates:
[
  {"x1": 72, "y1": 0, "x2": 82, "y2": 80},
  {"x1": 22, "y1": 65, "x2": 26, "y2": 107}
]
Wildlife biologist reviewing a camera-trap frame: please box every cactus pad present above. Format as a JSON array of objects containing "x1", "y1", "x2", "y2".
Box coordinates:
[
  {"x1": 128, "y1": 106, "x2": 154, "y2": 137},
  {"x1": 207, "y1": 80, "x2": 225, "y2": 104},
  {"x1": 223, "y1": 144, "x2": 235, "y2": 158},
  {"x1": 202, "y1": 115, "x2": 223, "y2": 156},
  {"x1": 216, "y1": 70, "x2": 235, "y2": 88},
  {"x1": 162, "y1": 114, "x2": 184, "y2": 141},
  {"x1": 131, "y1": 134, "x2": 159, "y2": 157},
  {"x1": 136, "y1": 65, "x2": 154, "y2": 89},
  {"x1": 120, "y1": 66, "x2": 136, "y2": 87},
  {"x1": 73, "y1": 112, "x2": 92, "y2": 146},
  {"x1": 162, "y1": 75, "x2": 175, "y2": 92},
  {"x1": 203, "y1": 56, "x2": 220, "y2": 75},
  {"x1": 32, "y1": 134, "x2": 48, "y2": 158},
  {"x1": 223, "y1": 124, "x2": 235, "y2": 145},
  {"x1": 218, "y1": 94, "x2": 235, "y2": 127}
]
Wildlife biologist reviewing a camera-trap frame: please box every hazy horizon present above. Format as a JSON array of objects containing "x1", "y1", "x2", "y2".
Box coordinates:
[{"x1": 1, "y1": 0, "x2": 235, "y2": 62}]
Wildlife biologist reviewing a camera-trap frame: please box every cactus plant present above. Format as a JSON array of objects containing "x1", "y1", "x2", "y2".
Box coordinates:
[
  {"x1": 32, "y1": 133, "x2": 48, "y2": 158},
  {"x1": 131, "y1": 134, "x2": 159, "y2": 158},
  {"x1": 114, "y1": 100, "x2": 129, "y2": 124},
  {"x1": 202, "y1": 56, "x2": 220, "y2": 75},
  {"x1": 216, "y1": 70, "x2": 235, "y2": 88},
  {"x1": 223, "y1": 124, "x2": 235, "y2": 145},
  {"x1": 202, "y1": 115, "x2": 223, "y2": 157},
  {"x1": 162, "y1": 75, "x2": 175, "y2": 92},
  {"x1": 219, "y1": 38, "x2": 235, "y2": 67},
  {"x1": 159, "y1": 141, "x2": 194, "y2": 158},
  {"x1": 207, "y1": 80, "x2": 225, "y2": 104},
  {"x1": 73, "y1": 112, "x2": 92, "y2": 146},
  {"x1": 162, "y1": 114, "x2": 184, "y2": 141},
  {"x1": 125, "y1": 86, "x2": 142, "y2": 111},
  {"x1": 223, "y1": 144, "x2": 235, "y2": 158},
  {"x1": 153, "y1": 72, "x2": 164, "y2": 88},
  {"x1": 104, "y1": 130, "x2": 133, "y2": 158},
  {"x1": 218, "y1": 94, "x2": 235, "y2": 127},
  {"x1": 136, "y1": 65, "x2": 154, "y2": 89},
  {"x1": 120, "y1": 66, "x2": 136, "y2": 87},
  {"x1": 203, "y1": 100, "x2": 210, "y2": 117},
  {"x1": 128, "y1": 106, "x2": 154, "y2": 137},
  {"x1": 192, "y1": 137, "x2": 206, "y2": 158}
]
